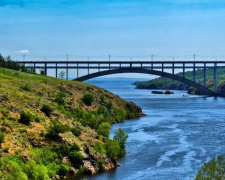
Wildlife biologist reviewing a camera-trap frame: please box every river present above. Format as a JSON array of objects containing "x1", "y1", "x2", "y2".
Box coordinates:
[{"x1": 74, "y1": 77, "x2": 225, "y2": 180}]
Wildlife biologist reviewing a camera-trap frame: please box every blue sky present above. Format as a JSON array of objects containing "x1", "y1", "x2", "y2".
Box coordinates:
[{"x1": 1, "y1": 0, "x2": 225, "y2": 62}]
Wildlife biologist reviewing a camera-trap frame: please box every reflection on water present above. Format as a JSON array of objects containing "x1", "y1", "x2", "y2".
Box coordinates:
[{"x1": 73, "y1": 78, "x2": 225, "y2": 180}]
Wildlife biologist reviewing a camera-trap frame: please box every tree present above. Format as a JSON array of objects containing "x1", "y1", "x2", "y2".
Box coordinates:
[
  {"x1": 39, "y1": 68, "x2": 45, "y2": 75},
  {"x1": 105, "y1": 140, "x2": 121, "y2": 160},
  {"x1": 97, "y1": 122, "x2": 111, "y2": 138},
  {"x1": 113, "y1": 128, "x2": 128, "y2": 154},
  {"x1": 58, "y1": 71, "x2": 65, "y2": 79},
  {"x1": 195, "y1": 155, "x2": 225, "y2": 180}
]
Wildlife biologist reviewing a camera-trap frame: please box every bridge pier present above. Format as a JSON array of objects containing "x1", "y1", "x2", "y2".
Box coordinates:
[
  {"x1": 33, "y1": 63, "x2": 36, "y2": 73},
  {"x1": 172, "y1": 63, "x2": 174, "y2": 75},
  {"x1": 66, "y1": 63, "x2": 68, "y2": 80},
  {"x1": 56, "y1": 63, "x2": 58, "y2": 78},
  {"x1": 204, "y1": 63, "x2": 206, "y2": 87},
  {"x1": 44, "y1": 63, "x2": 47, "y2": 76},
  {"x1": 214, "y1": 63, "x2": 218, "y2": 92},
  {"x1": 193, "y1": 62, "x2": 196, "y2": 82},
  {"x1": 183, "y1": 63, "x2": 185, "y2": 78}
]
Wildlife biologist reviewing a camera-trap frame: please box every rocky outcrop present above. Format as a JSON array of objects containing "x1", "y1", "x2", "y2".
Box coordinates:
[
  {"x1": 128, "y1": 102, "x2": 146, "y2": 117},
  {"x1": 79, "y1": 147, "x2": 116, "y2": 174}
]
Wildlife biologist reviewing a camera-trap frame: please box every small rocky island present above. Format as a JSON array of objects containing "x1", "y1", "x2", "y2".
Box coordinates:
[{"x1": 151, "y1": 89, "x2": 174, "y2": 94}]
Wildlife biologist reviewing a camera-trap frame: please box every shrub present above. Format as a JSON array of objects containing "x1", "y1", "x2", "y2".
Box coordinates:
[
  {"x1": 99, "y1": 94, "x2": 105, "y2": 102},
  {"x1": 20, "y1": 84, "x2": 32, "y2": 92},
  {"x1": 18, "y1": 112, "x2": 32, "y2": 125},
  {"x1": 70, "y1": 143, "x2": 80, "y2": 151},
  {"x1": 82, "y1": 93, "x2": 94, "y2": 106},
  {"x1": 58, "y1": 164, "x2": 69, "y2": 176},
  {"x1": 55, "y1": 91, "x2": 66, "y2": 105},
  {"x1": 97, "y1": 122, "x2": 111, "y2": 138},
  {"x1": 106, "y1": 101, "x2": 113, "y2": 110},
  {"x1": 86, "y1": 86, "x2": 91, "y2": 90},
  {"x1": 68, "y1": 151, "x2": 83, "y2": 162},
  {"x1": 46, "y1": 120, "x2": 70, "y2": 139},
  {"x1": 0, "y1": 132, "x2": 4, "y2": 145},
  {"x1": 3, "y1": 147, "x2": 9, "y2": 153},
  {"x1": 71, "y1": 127, "x2": 81, "y2": 137},
  {"x1": 41, "y1": 104, "x2": 53, "y2": 117},
  {"x1": 97, "y1": 106, "x2": 110, "y2": 118},
  {"x1": 93, "y1": 141, "x2": 106, "y2": 154},
  {"x1": 105, "y1": 140, "x2": 121, "y2": 160}
]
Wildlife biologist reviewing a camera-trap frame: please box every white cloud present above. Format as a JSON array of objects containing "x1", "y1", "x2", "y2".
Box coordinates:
[{"x1": 15, "y1": 50, "x2": 30, "y2": 54}]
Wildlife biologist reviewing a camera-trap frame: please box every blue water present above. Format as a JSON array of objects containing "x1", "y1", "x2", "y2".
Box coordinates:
[{"x1": 74, "y1": 77, "x2": 225, "y2": 180}]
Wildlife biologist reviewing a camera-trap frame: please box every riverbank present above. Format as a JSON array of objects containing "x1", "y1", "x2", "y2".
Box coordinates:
[{"x1": 0, "y1": 68, "x2": 144, "y2": 179}]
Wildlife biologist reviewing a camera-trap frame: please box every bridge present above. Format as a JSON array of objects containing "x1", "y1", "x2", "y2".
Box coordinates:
[{"x1": 16, "y1": 60, "x2": 225, "y2": 96}]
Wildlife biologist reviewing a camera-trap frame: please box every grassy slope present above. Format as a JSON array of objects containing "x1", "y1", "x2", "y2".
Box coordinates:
[
  {"x1": 0, "y1": 68, "x2": 143, "y2": 177},
  {"x1": 134, "y1": 68, "x2": 225, "y2": 94}
]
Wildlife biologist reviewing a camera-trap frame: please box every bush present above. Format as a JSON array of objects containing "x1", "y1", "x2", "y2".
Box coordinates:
[
  {"x1": 93, "y1": 141, "x2": 106, "y2": 154},
  {"x1": 70, "y1": 143, "x2": 80, "y2": 151},
  {"x1": 105, "y1": 140, "x2": 121, "y2": 160},
  {"x1": 20, "y1": 84, "x2": 32, "y2": 92},
  {"x1": 68, "y1": 151, "x2": 83, "y2": 162},
  {"x1": 46, "y1": 120, "x2": 70, "y2": 139},
  {"x1": 41, "y1": 104, "x2": 53, "y2": 117},
  {"x1": 71, "y1": 127, "x2": 81, "y2": 137},
  {"x1": 82, "y1": 93, "x2": 94, "y2": 106},
  {"x1": 58, "y1": 164, "x2": 69, "y2": 176},
  {"x1": 97, "y1": 122, "x2": 111, "y2": 138},
  {"x1": 55, "y1": 91, "x2": 66, "y2": 105},
  {"x1": 18, "y1": 112, "x2": 32, "y2": 125},
  {"x1": 0, "y1": 132, "x2": 4, "y2": 145},
  {"x1": 106, "y1": 101, "x2": 113, "y2": 110},
  {"x1": 97, "y1": 105, "x2": 110, "y2": 118},
  {"x1": 99, "y1": 94, "x2": 105, "y2": 102}
]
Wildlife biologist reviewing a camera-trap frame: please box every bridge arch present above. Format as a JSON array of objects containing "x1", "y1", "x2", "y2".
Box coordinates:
[{"x1": 74, "y1": 68, "x2": 216, "y2": 96}]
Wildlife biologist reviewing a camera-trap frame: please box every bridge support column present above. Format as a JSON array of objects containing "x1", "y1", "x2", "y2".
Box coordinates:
[
  {"x1": 204, "y1": 63, "x2": 206, "y2": 87},
  {"x1": 44, "y1": 63, "x2": 47, "y2": 76},
  {"x1": 193, "y1": 63, "x2": 196, "y2": 82},
  {"x1": 172, "y1": 63, "x2": 174, "y2": 75},
  {"x1": 66, "y1": 63, "x2": 68, "y2": 80},
  {"x1": 183, "y1": 63, "x2": 185, "y2": 78},
  {"x1": 56, "y1": 63, "x2": 58, "y2": 78},
  {"x1": 77, "y1": 62, "x2": 78, "y2": 78},
  {"x1": 33, "y1": 63, "x2": 36, "y2": 73},
  {"x1": 214, "y1": 63, "x2": 218, "y2": 92},
  {"x1": 162, "y1": 63, "x2": 164, "y2": 72}
]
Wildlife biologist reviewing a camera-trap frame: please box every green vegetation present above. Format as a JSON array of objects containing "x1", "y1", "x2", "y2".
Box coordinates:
[
  {"x1": 195, "y1": 155, "x2": 225, "y2": 179},
  {"x1": 46, "y1": 119, "x2": 70, "y2": 139},
  {"x1": 134, "y1": 68, "x2": 225, "y2": 94},
  {"x1": 0, "y1": 56, "x2": 142, "y2": 177},
  {"x1": 97, "y1": 122, "x2": 111, "y2": 138},
  {"x1": 18, "y1": 112, "x2": 32, "y2": 125},
  {"x1": 41, "y1": 104, "x2": 53, "y2": 117},
  {"x1": 82, "y1": 93, "x2": 94, "y2": 105},
  {"x1": 0, "y1": 132, "x2": 4, "y2": 146}
]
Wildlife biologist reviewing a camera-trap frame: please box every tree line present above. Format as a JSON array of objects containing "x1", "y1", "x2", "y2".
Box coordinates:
[{"x1": 0, "y1": 54, "x2": 34, "y2": 73}]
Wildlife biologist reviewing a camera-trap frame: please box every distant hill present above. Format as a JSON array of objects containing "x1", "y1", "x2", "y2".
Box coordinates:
[{"x1": 133, "y1": 68, "x2": 225, "y2": 95}]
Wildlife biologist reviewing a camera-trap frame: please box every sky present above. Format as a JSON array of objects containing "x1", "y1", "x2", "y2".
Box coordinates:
[{"x1": 1, "y1": 0, "x2": 225, "y2": 78}]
